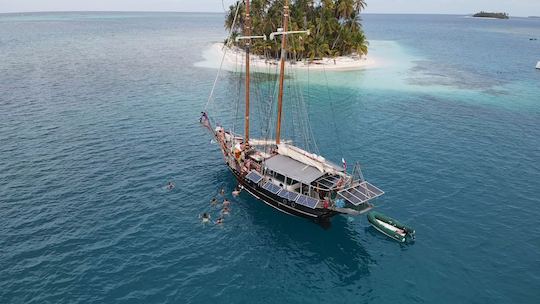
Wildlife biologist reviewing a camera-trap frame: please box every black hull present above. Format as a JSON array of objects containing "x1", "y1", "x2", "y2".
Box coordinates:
[
  {"x1": 228, "y1": 167, "x2": 339, "y2": 225},
  {"x1": 205, "y1": 124, "x2": 339, "y2": 226}
]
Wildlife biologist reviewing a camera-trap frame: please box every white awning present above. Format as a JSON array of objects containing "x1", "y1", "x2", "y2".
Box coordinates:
[{"x1": 264, "y1": 155, "x2": 325, "y2": 184}]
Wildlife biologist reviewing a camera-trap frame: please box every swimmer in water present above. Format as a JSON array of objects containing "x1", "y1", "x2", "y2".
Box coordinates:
[
  {"x1": 221, "y1": 207, "x2": 230, "y2": 216},
  {"x1": 222, "y1": 199, "x2": 231, "y2": 208},
  {"x1": 166, "y1": 181, "x2": 175, "y2": 191},
  {"x1": 219, "y1": 188, "x2": 225, "y2": 196},
  {"x1": 215, "y1": 217, "x2": 223, "y2": 225},
  {"x1": 232, "y1": 185, "x2": 241, "y2": 197},
  {"x1": 211, "y1": 197, "x2": 218, "y2": 206},
  {"x1": 200, "y1": 212, "x2": 211, "y2": 223}
]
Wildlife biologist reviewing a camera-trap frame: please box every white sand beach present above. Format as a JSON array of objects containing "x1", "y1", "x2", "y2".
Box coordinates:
[{"x1": 195, "y1": 43, "x2": 380, "y2": 72}]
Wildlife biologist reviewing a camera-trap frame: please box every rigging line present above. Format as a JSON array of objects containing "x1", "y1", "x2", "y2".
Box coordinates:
[
  {"x1": 204, "y1": 1, "x2": 241, "y2": 112},
  {"x1": 288, "y1": 62, "x2": 297, "y2": 146},
  {"x1": 299, "y1": 73, "x2": 320, "y2": 155},
  {"x1": 232, "y1": 52, "x2": 244, "y2": 136},
  {"x1": 288, "y1": 50, "x2": 318, "y2": 154},
  {"x1": 297, "y1": 50, "x2": 318, "y2": 152},
  {"x1": 254, "y1": 67, "x2": 268, "y2": 139},
  {"x1": 306, "y1": 53, "x2": 314, "y2": 152},
  {"x1": 259, "y1": 63, "x2": 274, "y2": 140},
  {"x1": 322, "y1": 64, "x2": 344, "y2": 157},
  {"x1": 294, "y1": 66, "x2": 313, "y2": 152},
  {"x1": 293, "y1": 68, "x2": 309, "y2": 151},
  {"x1": 289, "y1": 62, "x2": 303, "y2": 148}
]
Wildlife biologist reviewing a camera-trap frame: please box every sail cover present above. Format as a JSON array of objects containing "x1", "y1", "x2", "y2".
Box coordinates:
[{"x1": 264, "y1": 155, "x2": 325, "y2": 184}]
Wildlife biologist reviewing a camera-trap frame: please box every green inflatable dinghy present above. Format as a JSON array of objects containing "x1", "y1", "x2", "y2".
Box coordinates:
[{"x1": 367, "y1": 211, "x2": 415, "y2": 243}]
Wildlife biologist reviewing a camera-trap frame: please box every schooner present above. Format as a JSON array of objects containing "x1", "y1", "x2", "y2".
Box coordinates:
[{"x1": 201, "y1": 0, "x2": 384, "y2": 225}]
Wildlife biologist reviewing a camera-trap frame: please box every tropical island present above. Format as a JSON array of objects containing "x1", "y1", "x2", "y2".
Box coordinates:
[
  {"x1": 472, "y1": 11, "x2": 509, "y2": 19},
  {"x1": 224, "y1": 0, "x2": 369, "y2": 62}
]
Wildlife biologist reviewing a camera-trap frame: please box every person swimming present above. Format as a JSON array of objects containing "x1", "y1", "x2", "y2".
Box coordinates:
[
  {"x1": 200, "y1": 212, "x2": 211, "y2": 223},
  {"x1": 221, "y1": 206, "x2": 230, "y2": 216},
  {"x1": 211, "y1": 197, "x2": 218, "y2": 206},
  {"x1": 219, "y1": 188, "x2": 225, "y2": 196},
  {"x1": 215, "y1": 217, "x2": 223, "y2": 225},
  {"x1": 232, "y1": 185, "x2": 241, "y2": 197},
  {"x1": 166, "y1": 181, "x2": 175, "y2": 191}
]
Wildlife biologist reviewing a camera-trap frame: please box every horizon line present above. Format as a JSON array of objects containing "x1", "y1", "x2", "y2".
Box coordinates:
[{"x1": 0, "y1": 10, "x2": 532, "y2": 18}]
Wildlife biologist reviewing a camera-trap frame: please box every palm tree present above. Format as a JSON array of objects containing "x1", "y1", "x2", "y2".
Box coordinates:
[
  {"x1": 225, "y1": 1, "x2": 243, "y2": 32},
  {"x1": 353, "y1": 0, "x2": 367, "y2": 13},
  {"x1": 353, "y1": 31, "x2": 368, "y2": 55},
  {"x1": 226, "y1": 0, "x2": 368, "y2": 60},
  {"x1": 345, "y1": 12, "x2": 362, "y2": 32},
  {"x1": 336, "y1": 0, "x2": 355, "y2": 20},
  {"x1": 307, "y1": 34, "x2": 330, "y2": 61}
]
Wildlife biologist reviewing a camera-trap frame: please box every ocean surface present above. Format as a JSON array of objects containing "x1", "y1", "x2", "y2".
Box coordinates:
[{"x1": 1, "y1": 12, "x2": 539, "y2": 303}]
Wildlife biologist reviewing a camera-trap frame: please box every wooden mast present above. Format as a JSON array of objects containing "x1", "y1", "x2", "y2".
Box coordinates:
[
  {"x1": 244, "y1": 0, "x2": 252, "y2": 147},
  {"x1": 275, "y1": 0, "x2": 289, "y2": 145}
]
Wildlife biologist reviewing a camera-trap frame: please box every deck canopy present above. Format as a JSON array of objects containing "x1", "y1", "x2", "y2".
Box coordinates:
[{"x1": 264, "y1": 155, "x2": 325, "y2": 185}]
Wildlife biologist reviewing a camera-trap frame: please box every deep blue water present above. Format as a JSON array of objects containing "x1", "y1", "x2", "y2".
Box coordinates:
[{"x1": 1, "y1": 12, "x2": 539, "y2": 303}]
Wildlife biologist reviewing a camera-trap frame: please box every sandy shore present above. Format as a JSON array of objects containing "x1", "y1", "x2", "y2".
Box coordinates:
[{"x1": 195, "y1": 43, "x2": 380, "y2": 72}]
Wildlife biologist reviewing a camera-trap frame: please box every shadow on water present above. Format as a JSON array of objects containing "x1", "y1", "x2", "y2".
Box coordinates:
[{"x1": 214, "y1": 169, "x2": 375, "y2": 285}]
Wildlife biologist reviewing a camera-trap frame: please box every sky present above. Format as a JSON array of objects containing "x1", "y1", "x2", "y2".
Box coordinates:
[{"x1": 0, "y1": 0, "x2": 539, "y2": 17}]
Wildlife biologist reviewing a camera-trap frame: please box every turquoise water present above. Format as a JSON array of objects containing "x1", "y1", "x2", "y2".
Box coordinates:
[{"x1": 1, "y1": 12, "x2": 539, "y2": 303}]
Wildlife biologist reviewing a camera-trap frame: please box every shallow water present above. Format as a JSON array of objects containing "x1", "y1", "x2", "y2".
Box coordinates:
[{"x1": 1, "y1": 12, "x2": 539, "y2": 303}]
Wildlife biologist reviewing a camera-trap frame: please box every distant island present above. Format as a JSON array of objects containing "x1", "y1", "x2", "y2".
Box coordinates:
[
  {"x1": 225, "y1": 0, "x2": 369, "y2": 61},
  {"x1": 473, "y1": 11, "x2": 509, "y2": 19}
]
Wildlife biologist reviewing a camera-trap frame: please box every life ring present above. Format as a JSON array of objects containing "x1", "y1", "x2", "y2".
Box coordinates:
[{"x1": 291, "y1": 202, "x2": 296, "y2": 208}]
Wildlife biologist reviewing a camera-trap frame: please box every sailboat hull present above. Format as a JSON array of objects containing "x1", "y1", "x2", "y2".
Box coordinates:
[{"x1": 228, "y1": 167, "x2": 339, "y2": 225}]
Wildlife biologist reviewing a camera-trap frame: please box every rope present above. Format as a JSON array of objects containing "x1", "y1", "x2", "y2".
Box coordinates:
[
  {"x1": 322, "y1": 64, "x2": 344, "y2": 157},
  {"x1": 231, "y1": 52, "x2": 243, "y2": 135},
  {"x1": 204, "y1": 1, "x2": 241, "y2": 112}
]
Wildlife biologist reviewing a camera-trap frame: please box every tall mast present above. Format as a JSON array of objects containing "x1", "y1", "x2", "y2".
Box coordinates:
[
  {"x1": 275, "y1": 0, "x2": 289, "y2": 145},
  {"x1": 244, "y1": 0, "x2": 252, "y2": 147}
]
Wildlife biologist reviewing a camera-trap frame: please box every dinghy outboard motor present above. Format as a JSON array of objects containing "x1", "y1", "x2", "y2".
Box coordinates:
[{"x1": 367, "y1": 211, "x2": 416, "y2": 243}]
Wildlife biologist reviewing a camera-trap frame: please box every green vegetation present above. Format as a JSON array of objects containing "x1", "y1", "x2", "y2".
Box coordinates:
[
  {"x1": 225, "y1": 0, "x2": 368, "y2": 61},
  {"x1": 473, "y1": 11, "x2": 509, "y2": 19}
]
